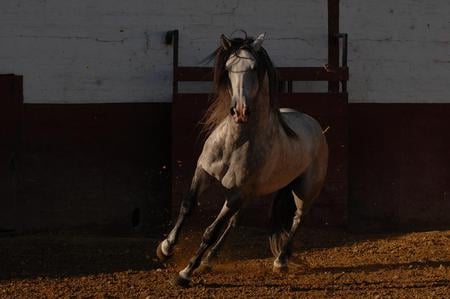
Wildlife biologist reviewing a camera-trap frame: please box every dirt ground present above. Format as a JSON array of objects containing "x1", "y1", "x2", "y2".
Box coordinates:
[{"x1": 0, "y1": 227, "x2": 449, "y2": 298}]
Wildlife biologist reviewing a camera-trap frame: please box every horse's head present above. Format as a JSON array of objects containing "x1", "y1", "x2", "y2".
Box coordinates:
[{"x1": 221, "y1": 33, "x2": 266, "y2": 123}]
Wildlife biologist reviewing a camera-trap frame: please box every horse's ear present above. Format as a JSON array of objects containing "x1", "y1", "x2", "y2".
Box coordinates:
[
  {"x1": 252, "y1": 33, "x2": 266, "y2": 51},
  {"x1": 220, "y1": 34, "x2": 232, "y2": 50}
]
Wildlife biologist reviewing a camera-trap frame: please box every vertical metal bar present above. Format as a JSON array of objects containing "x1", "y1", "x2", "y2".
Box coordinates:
[
  {"x1": 339, "y1": 33, "x2": 348, "y2": 93},
  {"x1": 342, "y1": 33, "x2": 348, "y2": 67},
  {"x1": 172, "y1": 30, "x2": 179, "y2": 95},
  {"x1": 287, "y1": 80, "x2": 293, "y2": 94},
  {"x1": 278, "y1": 81, "x2": 285, "y2": 93},
  {"x1": 328, "y1": 0, "x2": 340, "y2": 93}
]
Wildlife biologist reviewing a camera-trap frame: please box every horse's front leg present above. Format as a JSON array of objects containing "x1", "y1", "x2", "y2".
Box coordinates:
[
  {"x1": 156, "y1": 168, "x2": 211, "y2": 261},
  {"x1": 199, "y1": 210, "x2": 240, "y2": 272},
  {"x1": 174, "y1": 194, "x2": 242, "y2": 287}
]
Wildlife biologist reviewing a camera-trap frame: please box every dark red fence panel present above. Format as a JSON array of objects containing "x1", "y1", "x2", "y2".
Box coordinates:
[{"x1": 0, "y1": 75, "x2": 23, "y2": 233}]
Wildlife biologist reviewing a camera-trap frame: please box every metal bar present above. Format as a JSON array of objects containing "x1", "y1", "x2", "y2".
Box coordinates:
[
  {"x1": 278, "y1": 81, "x2": 286, "y2": 93},
  {"x1": 328, "y1": 0, "x2": 340, "y2": 93},
  {"x1": 174, "y1": 92, "x2": 347, "y2": 101},
  {"x1": 278, "y1": 67, "x2": 348, "y2": 81},
  {"x1": 287, "y1": 80, "x2": 293, "y2": 94},
  {"x1": 165, "y1": 30, "x2": 179, "y2": 94},
  {"x1": 337, "y1": 33, "x2": 348, "y2": 67},
  {"x1": 173, "y1": 66, "x2": 349, "y2": 82},
  {"x1": 174, "y1": 67, "x2": 213, "y2": 81},
  {"x1": 341, "y1": 71, "x2": 348, "y2": 93},
  {"x1": 337, "y1": 33, "x2": 348, "y2": 93}
]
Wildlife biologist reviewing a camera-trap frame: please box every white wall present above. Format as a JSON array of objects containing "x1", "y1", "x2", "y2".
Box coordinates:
[
  {"x1": 0, "y1": 0, "x2": 327, "y2": 103},
  {"x1": 342, "y1": 0, "x2": 450, "y2": 103},
  {"x1": 0, "y1": 0, "x2": 449, "y2": 103}
]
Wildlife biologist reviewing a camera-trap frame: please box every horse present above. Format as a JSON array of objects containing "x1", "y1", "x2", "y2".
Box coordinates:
[{"x1": 156, "y1": 32, "x2": 328, "y2": 287}]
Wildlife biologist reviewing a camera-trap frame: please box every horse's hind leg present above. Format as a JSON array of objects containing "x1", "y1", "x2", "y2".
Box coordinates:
[
  {"x1": 157, "y1": 168, "x2": 212, "y2": 262},
  {"x1": 199, "y1": 211, "x2": 240, "y2": 272},
  {"x1": 273, "y1": 151, "x2": 328, "y2": 272},
  {"x1": 272, "y1": 188, "x2": 303, "y2": 272}
]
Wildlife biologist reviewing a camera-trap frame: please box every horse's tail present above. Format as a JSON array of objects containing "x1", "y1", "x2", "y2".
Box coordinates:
[{"x1": 269, "y1": 184, "x2": 296, "y2": 258}]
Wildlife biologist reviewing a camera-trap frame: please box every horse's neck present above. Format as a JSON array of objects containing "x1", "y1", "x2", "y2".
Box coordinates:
[{"x1": 224, "y1": 92, "x2": 279, "y2": 148}]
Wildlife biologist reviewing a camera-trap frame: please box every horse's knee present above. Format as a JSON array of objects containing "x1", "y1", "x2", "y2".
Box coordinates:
[
  {"x1": 180, "y1": 194, "x2": 196, "y2": 216},
  {"x1": 201, "y1": 215, "x2": 230, "y2": 245},
  {"x1": 202, "y1": 225, "x2": 217, "y2": 245},
  {"x1": 229, "y1": 215, "x2": 238, "y2": 228}
]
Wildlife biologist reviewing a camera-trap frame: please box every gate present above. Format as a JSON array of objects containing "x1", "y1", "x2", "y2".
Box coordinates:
[
  {"x1": 169, "y1": 0, "x2": 348, "y2": 227},
  {"x1": 0, "y1": 75, "x2": 22, "y2": 233}
]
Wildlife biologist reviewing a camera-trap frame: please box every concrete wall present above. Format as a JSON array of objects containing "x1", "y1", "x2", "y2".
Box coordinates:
[
  {"x1": 1, "y1": 1, "x2": 449, "y2": 104},
  {"x1": 0, "y1": 0, "x2": 328, "y2": 103},
  {"x1": 342, "y1": 0, "x2": 450, "y2": 103}
]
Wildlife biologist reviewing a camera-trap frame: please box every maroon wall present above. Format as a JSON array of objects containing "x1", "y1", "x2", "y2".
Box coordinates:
[
  {"x1": 1, "y1": 76, "x2": 171, "y2": 234},
  {"x1": 2, "y1": 75, "x2": 449, "y2": 233},
  {"x1": 16, "y1": 103, "x2": 171, "y2": 233},
  {"x1": 349, "y1": 104, "x2": 450, "y2": 231},
  {"x1": 0, "y1": 75, "x2": 23, "y2": 232}
]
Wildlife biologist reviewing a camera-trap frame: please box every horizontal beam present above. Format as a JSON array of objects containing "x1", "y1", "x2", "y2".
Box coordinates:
[
  {"x1": 174, "y1": 67, "x2": 213, "y2": 81},
  {"x1": 174, "y1": 66, "x2": 348, "y2": 82},
  {"x1": 174, "y1": 92, "x2": 348, "y2": 102},
  {"x1": 278, "y1": 67, "x2": 348, "y2": 81}
]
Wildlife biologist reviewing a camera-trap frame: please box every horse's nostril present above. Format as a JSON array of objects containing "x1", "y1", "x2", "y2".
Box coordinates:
[{"x1": 230, "y1": 107, "x2": 236, "y2": 116}]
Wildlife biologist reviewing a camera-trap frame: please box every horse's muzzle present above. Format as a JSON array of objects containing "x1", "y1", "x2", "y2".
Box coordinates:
[{"x1": 230, "y1": 105, "x2": 250, "y2": 123}]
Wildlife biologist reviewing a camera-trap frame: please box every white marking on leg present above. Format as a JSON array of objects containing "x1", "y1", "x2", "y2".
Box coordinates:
[
  {"x1": 273, "y1": 258, "x2": 287, "y2": 269},
  {"x1": 179, "y1": 267, "x2": 192, "y2": 281},
  {"x1": 161, "y1": 239, "x2": 171, "y2": 256}
]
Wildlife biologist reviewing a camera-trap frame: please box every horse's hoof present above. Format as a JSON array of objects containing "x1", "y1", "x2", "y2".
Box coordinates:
[
  {"x1": 273, "y1": 265, "x2": 288, "y2": 273},
  {"x1": 173, "y1": 275, "x2": 191, "y2": 288},
  {"x1": 156, "y1": 242, "x2": 171, "y2": 262},
  {"x1": 197, "y1": 263, "x2": 213, "y2": 274}
]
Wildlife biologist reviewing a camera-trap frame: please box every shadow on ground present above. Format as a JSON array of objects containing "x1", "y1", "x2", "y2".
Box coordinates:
[
  {"x1": 1, "y1": 226, "x2": 448, "y2": 281},
  {"x1": 0, "y1": 234, "x2": 160, "y2": 281}
]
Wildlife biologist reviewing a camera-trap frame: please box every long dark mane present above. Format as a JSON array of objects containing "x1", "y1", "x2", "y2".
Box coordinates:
[{"x1": 201, "y1": 35, "x2": 297, "y2": 138}]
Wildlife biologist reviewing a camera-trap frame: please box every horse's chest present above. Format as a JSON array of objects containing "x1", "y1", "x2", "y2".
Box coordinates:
[{"x1": 198, "y1": 139, "x2": 253, "y2": 189}]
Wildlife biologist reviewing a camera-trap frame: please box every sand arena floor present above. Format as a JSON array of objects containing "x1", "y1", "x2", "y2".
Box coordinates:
[{"x1": 1, "y1": 227, "x2": 449, "y2": 298}]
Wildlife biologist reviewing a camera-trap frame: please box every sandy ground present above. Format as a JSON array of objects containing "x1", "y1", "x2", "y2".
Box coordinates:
[{"x1": 0, "y1": 227, "x2": 449, "y2": 298}]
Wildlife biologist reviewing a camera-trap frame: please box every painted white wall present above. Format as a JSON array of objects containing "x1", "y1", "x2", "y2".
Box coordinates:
[
  {"x1": 342, "y1": 0, "x2": 450, "y2": 103},
  {"x1": 0, "y1": 0, "x2": 327, "y2": 103},
  {"x1": 0, "y1": 1, "x2": 448, "y2": 103}
]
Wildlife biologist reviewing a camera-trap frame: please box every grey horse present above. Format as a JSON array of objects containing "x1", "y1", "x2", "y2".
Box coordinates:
[{"x1": 157, "y1": 32, "x2": 328, "y2": 287}]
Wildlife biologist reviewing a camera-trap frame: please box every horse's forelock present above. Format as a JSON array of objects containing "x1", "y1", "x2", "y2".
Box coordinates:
[{"x1": 202, "y1": 37, "x2": 297, "y2": 139}]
